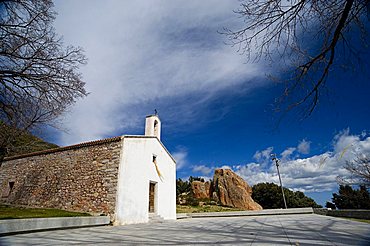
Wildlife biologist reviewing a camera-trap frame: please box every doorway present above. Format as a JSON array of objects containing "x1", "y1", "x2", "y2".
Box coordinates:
[{"x1": 149, "y1": 182, "x2": 156, "y2": 213}]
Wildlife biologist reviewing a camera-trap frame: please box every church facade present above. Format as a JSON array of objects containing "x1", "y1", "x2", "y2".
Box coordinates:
[{"x1": 0, "y1": 115, "x2": 176, "y2": 225}]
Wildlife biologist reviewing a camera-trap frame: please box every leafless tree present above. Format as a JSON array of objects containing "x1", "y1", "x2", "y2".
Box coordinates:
[
  {"x1": 223, "y1": 0, "x2": 369, "y2": 117},
  {"x1": 337, "y1": 154, "x2": 370, "y2": 187},
  {"x1": 0, "y1": 0, "x2": 87, "y2": 161}
]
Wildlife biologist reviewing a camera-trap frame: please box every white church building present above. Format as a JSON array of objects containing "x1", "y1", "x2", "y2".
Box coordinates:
[
  {"x1": 114, "y1": 115, "x2": 177, "y2": 224},
  {"x1": 0, "y1": 114, "x2": 177, "y2": 225}
]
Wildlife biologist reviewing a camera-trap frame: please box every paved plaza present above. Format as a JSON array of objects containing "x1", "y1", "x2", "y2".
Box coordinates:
[{"x1": 1, "y1": 214, "x2": 370, "y2": 245}]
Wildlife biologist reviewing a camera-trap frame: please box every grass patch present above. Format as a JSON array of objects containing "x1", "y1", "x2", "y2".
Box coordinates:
[
  {"x1": 177, "y1": 204, "x2": 244, "y2": 213},
  {"x1": 340, "y1": 217, "x2": 370, "y2": 224},
  {"x1": 0, "y1": 204, "x2": 91, "y2": 220}
]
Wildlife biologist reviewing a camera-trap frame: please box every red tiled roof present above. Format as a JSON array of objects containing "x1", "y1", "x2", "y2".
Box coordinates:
[{"x1": 3, "y1": 136, "x2": 122, "y2": 161}]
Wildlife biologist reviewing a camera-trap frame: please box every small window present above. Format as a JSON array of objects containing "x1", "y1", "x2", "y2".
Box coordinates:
[
  {"x1": 154, "y1": 120, "x2": 158, "y2": 135},
  {"x1": 9, "y1": 181, "x2": 14, "y2": 191},
  {"x1": 8, "y1": 181, "x2": 15, "y2": 195},
  {"x1": 2, "y1": 181, "x2": 15, "y2": 198},
  {"x1": 152, "y1": 154, "x2": 163, "y2": 180}
]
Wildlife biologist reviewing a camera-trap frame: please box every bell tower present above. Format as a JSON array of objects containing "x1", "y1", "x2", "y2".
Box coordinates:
[{"x1": 145, "y1": 112, "x2": 161, "y2": 140}]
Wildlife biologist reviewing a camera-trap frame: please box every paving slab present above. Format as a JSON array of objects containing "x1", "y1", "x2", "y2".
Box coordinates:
[
  {"x1": 188, "y1": 207, "x2": 314, "y2": 218},
  {"x1": 1, "y1": 214, "x2": 369, "y2": 245},
  {"x1": 0, "y1": 216, "x2": 110, "y2": 235}
]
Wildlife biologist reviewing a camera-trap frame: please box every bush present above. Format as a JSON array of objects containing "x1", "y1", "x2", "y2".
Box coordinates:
[
  {"x1": 332, "y1": 185, "x2": 370, "y2": 209},
  {"x1": 325, "y1": 201, "x2": 336, "y2": 210},
  {"x1": 252, "y1": 182, "x2": 321, "y2": 209}
]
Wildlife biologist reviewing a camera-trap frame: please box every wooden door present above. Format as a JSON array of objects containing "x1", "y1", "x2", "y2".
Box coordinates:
[{"x1": 149, "y1": 182, "x2": 155, "y2": 213}]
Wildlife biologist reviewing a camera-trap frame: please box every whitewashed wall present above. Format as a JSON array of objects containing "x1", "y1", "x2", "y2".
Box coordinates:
[{"x1": 114, "y1": 136, "x2": 176, "y2": 225}]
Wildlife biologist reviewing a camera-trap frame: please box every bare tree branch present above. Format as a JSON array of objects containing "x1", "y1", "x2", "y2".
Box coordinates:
[
  {"x1": 341, "y1": 154, "x2": 370, "y2": 186},
  {"x1": 0, "y1": 0, "x2": 87, "y2": 161},
  {"x1": 222, "y1": 0, "x2": 369, "y2": 117}
]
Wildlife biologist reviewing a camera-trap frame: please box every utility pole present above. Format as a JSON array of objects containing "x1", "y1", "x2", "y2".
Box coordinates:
[{"x1": 271, "y1": 154, "x2": 287, "y2": 209}]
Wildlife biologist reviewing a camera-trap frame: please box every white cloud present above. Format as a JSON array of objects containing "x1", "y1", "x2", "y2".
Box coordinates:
[
  {"x1": 192, "y1": 165, "x2": 212, "y2": 175},
  {"x1": 279, "y1": 140, "x2": 311, "y2": 162},
  {"x1": 333, "y1": 128, "x2": 359, "y2": 156},
  {"x1": 172, "y1": 147, "x2": 188, "y2": 170},
  {"x1": 253, "y1": 147, "x2": 274, "y2": 168},
  {"x1": 220, "y1": 165, "x2": 232, "y2": 170},
  {"x1": 236, "y1": 130, "x2": 370, "y2": 192},
  {"x1": 236, "y1": 162, "x2": 277, "y2": 186},
  {"x1": 297, "y1": 139, "x2": 311, "y2": 154},
  {"x1": 280, "y1": 147, "x2": 296, "y2": 160},
  {"x1": 52, "y1": 0, "x2": 270, "y2": 145}
]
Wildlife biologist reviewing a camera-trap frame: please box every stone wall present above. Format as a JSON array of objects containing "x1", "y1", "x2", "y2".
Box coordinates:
[
  {"x1": 313, "y1": 208, "x2": 370, "y2": 220},
  {"x1": 0, "y1": 138, "x2": 122, "y2": 219}
]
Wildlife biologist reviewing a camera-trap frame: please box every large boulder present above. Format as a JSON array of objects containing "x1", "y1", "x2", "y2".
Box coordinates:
[
  {"x1": 212, "y1": 169, "x2": 262, "y2": 210},
  {"x1": 191, "y1": 181, "x2": 211, "y2": 199}
]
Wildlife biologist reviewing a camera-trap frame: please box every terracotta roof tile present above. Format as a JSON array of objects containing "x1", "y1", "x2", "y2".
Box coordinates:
[{"x1": 3, "y1": 136, "x2": 122, "y2": 161}]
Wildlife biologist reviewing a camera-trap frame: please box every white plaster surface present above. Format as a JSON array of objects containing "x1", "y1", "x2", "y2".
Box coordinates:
[
  {"x1": 114, "y1": 136, "x2": 176, "y2": 225},
  {"x1": 144, "y1": 115, "x2": 161, "y2": 140}
]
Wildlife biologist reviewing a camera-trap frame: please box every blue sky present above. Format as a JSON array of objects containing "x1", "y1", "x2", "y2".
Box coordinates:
[{"x1": 46, "y1": 0, "x2": 370, "y2": 206}]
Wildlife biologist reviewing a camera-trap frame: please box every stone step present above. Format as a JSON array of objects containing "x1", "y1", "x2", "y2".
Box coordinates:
[{"x1": 148, "y1": 213, "x2": 164, "y2": 223}]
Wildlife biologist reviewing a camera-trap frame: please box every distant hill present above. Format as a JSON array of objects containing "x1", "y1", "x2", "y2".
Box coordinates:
[{"x1": 3, "y1": 127, "x2": 58, "y2": 157}]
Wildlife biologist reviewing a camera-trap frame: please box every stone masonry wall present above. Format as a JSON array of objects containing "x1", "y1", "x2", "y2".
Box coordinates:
[{"x1": 0, "y1": 138, "x2": 122, "y2": 219}]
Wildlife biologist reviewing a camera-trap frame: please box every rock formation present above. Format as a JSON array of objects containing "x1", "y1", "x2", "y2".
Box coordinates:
[
  {"x1": 212, "y1": 169, "x2": 262, "y2": 210},
  {"x1": 191, "y1": 181, "x2": 212, "y2": 199},
  {"x1": 190, "y1": 168, "x2": 262, "y2": 210}
]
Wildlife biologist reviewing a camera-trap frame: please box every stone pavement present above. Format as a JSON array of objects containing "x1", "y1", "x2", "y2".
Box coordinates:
[{"x1": 1, "y1": 214, "x2": 370, "y2": 245}]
